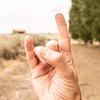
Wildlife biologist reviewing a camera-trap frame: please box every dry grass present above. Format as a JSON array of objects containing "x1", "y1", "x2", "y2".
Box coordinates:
[
  {"x1": 37, "y1": 33, "x2": 58, "y2": 41},
  {"x1": 0, "y1": 33, "x2": 46, "y2": 60}
]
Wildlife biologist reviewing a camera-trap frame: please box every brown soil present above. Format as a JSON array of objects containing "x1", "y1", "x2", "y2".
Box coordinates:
[
  {"x1": 0, "y1": 44, "x2": 100, "y2": 100},
  {"x1": 0, "y1": 60, "x2": 38, "y2": 100},
  {"x1": 71, "y1": 44, "x2": 100, "y2": 100}
]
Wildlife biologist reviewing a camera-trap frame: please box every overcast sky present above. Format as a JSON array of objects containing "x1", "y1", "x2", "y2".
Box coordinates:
[{"x1": 0, "y1": 0, "x2": 71, "y2": 33}]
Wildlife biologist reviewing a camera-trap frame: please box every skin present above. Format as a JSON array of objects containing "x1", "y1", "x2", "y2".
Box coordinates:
[{"x1": 25, "y1": 13, "x2": 81, "y2": 100}]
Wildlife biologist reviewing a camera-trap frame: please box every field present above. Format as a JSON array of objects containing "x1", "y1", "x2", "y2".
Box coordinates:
[{"x1": 0, "y1": 33, "x2": 100, "y2": 100}]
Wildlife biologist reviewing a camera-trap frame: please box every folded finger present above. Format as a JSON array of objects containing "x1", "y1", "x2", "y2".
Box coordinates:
[
  {"x1": 46, "y1": 40, "x2": 59, "y2": 52},
  {"x1": 34, "y1": 46, "x2": 72, "y2": 74}
]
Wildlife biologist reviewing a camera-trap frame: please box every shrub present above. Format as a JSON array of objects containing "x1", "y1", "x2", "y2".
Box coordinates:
[{"x1": 0, "y1": 33, "x2": 46, "y2": 60}]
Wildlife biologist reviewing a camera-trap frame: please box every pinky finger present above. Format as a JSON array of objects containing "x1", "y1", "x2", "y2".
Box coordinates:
[{"x1": 25, "y1": 36, "x2": 38, "y2": 69}]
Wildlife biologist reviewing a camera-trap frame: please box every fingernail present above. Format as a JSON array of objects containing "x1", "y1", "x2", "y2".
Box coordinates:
[{"x1": 25, "y1": 35, "x2": 31, "y2": 40}]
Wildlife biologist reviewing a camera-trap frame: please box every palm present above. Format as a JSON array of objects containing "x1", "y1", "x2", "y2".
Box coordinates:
[
  {"x1": 32, "y1": 58, "x2": 79, "y2": 100},
  {"x1": 32, "y1": 63, "x2": 55, "y2": 99},
  {"x1": 25, "y1": 13, "x2": 81, "y2": 100}
]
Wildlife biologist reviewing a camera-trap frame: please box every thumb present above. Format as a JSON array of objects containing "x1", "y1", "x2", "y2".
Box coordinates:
[{"x1": 35, "y1": 47, "x2": 72, "y2": 74}]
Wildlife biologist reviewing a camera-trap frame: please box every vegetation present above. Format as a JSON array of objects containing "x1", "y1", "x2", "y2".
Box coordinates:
[
  {"x1": 69, "y1": 0, "x2": 100, "y2": 45},
  {"x1": 0, "y1": 33, "x2": 46, "y2": 60},
  {"x1": 69, "y1": 0, "x2": 80, "y2": 40}
]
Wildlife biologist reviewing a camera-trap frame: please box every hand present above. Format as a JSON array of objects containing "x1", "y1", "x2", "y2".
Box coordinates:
[{"x1": 25, "y1": 13, "x2": 81, "y2": 100}]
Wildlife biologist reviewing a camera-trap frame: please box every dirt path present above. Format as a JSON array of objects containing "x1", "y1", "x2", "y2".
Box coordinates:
[
  {"x1": 72, "y1": 44, "x2": 100, "y2": 100},
  {"x1": 0, "y1": 61, "x2": 38, "y2": 100},
  {"x1": 0, "y1": 44, "x2": 100, "y2": 100}
]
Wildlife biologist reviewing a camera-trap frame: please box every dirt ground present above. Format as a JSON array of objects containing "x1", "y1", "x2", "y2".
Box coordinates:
[
  {"x1": 0, "y1": 60, "x2": 38, "y2": 100},
  {"x1": 71, "y1": 44, "x2": 100, "y2": 100},
  {"x1": 0, "y1": 44, "x2": 100, "y2": 100}
]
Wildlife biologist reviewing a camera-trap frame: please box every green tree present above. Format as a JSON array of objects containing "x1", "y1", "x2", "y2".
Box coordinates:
[
  {"x1": 91, "y1": 0, "x2": 100, "y2": 46},
  {"x1": 69, "y1": 0, "x2": 100, "y2": 44},
  {"x1": 79, "y1": 0, "x2": 93, "y2": 44},
  {"x1": 69, "y1": 0, "x2": 80, "y2": 40}
]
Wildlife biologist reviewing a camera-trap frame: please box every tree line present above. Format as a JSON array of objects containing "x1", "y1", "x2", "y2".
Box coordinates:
[{"x1": 69, "y1": 0, "x2": 100, "y2": 45}]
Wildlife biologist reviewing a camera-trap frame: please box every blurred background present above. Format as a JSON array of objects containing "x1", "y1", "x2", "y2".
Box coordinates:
[{"x1": 0, "y1": 0, "x2": 100, "y2": 100}]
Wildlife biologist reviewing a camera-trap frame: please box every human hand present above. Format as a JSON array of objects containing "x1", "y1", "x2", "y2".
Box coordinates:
[{"x1": 25, "y1": 13, "x2": 81, "y2": 100}]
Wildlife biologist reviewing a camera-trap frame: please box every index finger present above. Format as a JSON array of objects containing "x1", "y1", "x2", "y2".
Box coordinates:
[{"x1": 55, "y1": 13, "x2": 71, "y2": 53}]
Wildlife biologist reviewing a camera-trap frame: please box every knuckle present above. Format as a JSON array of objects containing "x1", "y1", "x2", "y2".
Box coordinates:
[
  {"x1": 46, "y1": 40, "x2": 58, "y2": 46},
  {"x1": 34, "y1": 46, "x2": 44, "y2": 58},
  {"x1": 34, "y1": 46, "x2": 43, "y2": 52},
  {"x1": 55, "y1": 53, "x2": 63, "y2": 63}
]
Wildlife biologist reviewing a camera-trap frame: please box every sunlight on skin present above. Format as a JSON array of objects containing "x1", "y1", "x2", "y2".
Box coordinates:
[{"x1": 25, "y1": 13, "x2": 81, "y2": 100}]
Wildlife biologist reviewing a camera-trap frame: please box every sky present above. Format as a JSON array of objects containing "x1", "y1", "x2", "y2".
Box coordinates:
[{"x1": 0, "y1": 0, "x2": 71, "y2": 33}]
